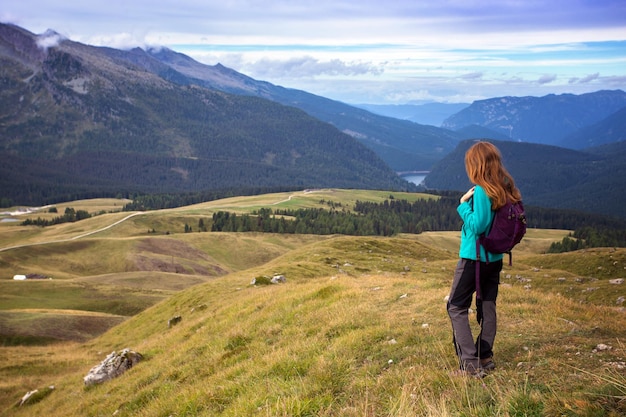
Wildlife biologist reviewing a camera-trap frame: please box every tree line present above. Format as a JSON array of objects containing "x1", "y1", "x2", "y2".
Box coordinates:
[
  {"x1": 209, "y1": 198, "x2": 461, "y2": 236},
  {"x1": 208, "y1": 195, "x2": 626, "y2": 249},
  {"x1": 20, "y1": 207, "x2": 92, "y2": 227},
  {"x1": 122, "y1": 186, "x2": 302, "y2": 211},
  {"x1": 547, "y1": 226, "x2": 626, "y2": 253},
  {"x1": 18, "y1": 191, "x2": 626, "y2": 251}
]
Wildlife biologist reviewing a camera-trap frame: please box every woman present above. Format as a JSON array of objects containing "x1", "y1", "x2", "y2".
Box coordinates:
[{"x1": 447, "y1": 141, "x2": 522, "y2": 377}]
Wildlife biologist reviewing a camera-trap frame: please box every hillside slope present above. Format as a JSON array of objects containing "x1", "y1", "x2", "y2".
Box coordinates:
[
  {"x1": 2, "y1": 234, "x2": 624, "y2": 416},
  {"x1": 1, "y1": 191, "x2": 625, "y2": 416}
]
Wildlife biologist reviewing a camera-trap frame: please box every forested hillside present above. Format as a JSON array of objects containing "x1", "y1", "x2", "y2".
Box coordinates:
[
  {"x1": 560, "y1": 105, "x2": 626, "y2": 149},
  {"x1": 141, "y1": 47, "x2": 463, "y2": 171},
  {"x1": 0, "y1": 23, "x2": 412, "y2": 206},
  {"x1": 425, "y1": 139, "x2": 626, "y2": 219}
]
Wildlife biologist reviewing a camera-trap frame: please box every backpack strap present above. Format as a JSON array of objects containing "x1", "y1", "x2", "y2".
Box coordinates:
[
  {"x1": 475, "y1": 239, "x2": 482, "y2": 300},
  {"x1": 471, "y1": 194, "x2": 495, "y2": 301}
]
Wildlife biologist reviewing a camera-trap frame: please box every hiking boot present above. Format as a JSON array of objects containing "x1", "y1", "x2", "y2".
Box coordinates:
[
  {"x1": 480, "y1": 357, "x2": 496, "y2": 372},
  {"x1": 450, "y1": 361, "x2": 487, "y2": 378}
]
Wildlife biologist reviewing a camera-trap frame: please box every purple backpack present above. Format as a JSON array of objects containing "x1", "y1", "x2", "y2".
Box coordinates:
[
  {"x1": 478, "y1": 200, "x2": 527, "y2": 265},
  {"x1": 475, "y1": 199, "x2": 526, "y2": 300}
]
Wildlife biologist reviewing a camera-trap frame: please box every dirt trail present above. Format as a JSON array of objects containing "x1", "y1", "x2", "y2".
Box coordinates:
[
  {"x1": 0, "y1": 190, "x2": 322, "y2": 253},
  {"x1": 0, "y1": 212, "x2": 144, "y2": 253}
]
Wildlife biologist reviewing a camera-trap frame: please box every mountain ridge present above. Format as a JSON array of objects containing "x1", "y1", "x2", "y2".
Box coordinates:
[
  {"x1": 441, "y1": 91, "x2": 626, "y2": 146},
  {"x1": 139, "y1": 46, "x2": 463, "y2": 171},
  {"x1": 559, "y1": 105, "x2": 626, "y2": 149}
]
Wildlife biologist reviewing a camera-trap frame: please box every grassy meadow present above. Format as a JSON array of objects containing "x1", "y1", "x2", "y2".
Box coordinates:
[{"x1": 0, "y1": 190, "x2": 625, "y2": 416}]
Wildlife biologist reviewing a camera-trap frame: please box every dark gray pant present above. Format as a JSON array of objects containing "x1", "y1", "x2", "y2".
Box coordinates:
[{"x1": 447, "y1": 258, "x2": 502, "y2": 371}]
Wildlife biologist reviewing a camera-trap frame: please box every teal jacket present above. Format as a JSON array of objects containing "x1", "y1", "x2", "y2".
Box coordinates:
[{"x1": 456, "y1": 185, "x2": 503, "y2": 262}]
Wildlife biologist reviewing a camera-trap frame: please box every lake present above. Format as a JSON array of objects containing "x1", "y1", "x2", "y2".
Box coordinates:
[{"x1": 400, "y1": 174, "x2": 427, "y2": 186}]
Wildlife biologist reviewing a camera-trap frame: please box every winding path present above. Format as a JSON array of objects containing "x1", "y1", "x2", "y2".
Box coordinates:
[
  {"x1": 0, "y1": 212, "x2": 144, "y2": 253},
  {"x1": 0, "y1": 190, "x2": 320, "y2": 253}
]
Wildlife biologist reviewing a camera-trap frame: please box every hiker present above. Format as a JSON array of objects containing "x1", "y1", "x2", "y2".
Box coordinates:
[{"x1": 447, "y1": 141, "x2": 522, "y2": 377}]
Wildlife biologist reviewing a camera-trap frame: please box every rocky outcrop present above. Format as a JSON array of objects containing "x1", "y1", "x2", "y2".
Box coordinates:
[
  {"x1": 83, "y1": 349, "x2": 143, "y2": 386},
  {"x1": 250, "y1": 274, "x2": 287, "y2": 285},
  {"x1": 168, "y1": 315, "x2": 182, "y2": 328},
  {"x1": 17, "y1": 386, "x2": 54, "y2": 407}
]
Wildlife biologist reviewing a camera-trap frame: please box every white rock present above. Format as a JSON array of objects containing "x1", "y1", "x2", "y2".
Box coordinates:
[
  {"x1": 83, "y1": 349, "x2": 143, "y2": 386},
  {"x1": 19, "y1": 390, "x2": 38, "y2": 406},
  {"x1": 271, "y1": 275, "x2": 286, "y2": 284}
]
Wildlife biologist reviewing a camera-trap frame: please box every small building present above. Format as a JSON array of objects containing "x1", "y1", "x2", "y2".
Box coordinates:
[{"x1": 13, "y1": 275, "x2": 27, "y2": 280}]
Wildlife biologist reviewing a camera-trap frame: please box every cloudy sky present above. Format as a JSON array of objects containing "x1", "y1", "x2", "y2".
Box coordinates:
[{"x1": 2, "y1": 1, "x2": 625, "y2": 104}]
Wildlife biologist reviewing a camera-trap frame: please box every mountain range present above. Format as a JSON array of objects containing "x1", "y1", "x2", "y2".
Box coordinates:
[
  {"x1": 441, "y1": 91, "x2": 626, "y2": 147},
  {"x1": 0, "y1": 23, "x2": 413, "y2": 206},
  {"x1": 140, "y1": 47, "x2": 462, "y2": 171},
  {"x1": 139, "y1": 47, "x2": 626, "y2": 159},
  {"x1": 1, "y1": 23, "x2": 626, "y2": 219}
]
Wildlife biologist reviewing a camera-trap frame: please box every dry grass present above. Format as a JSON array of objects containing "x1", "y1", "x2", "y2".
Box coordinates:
[
  {"x1": 4, "y1": 250, "x2": 624, "y2": 415},
  {"x1": 177, "y1": 189, "x2": 432, "y2": 214}
]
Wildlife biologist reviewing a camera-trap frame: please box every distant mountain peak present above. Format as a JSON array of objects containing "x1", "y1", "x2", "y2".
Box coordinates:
[{"x1": 442, "y1": 90, "x2": 626, "y2": 145}]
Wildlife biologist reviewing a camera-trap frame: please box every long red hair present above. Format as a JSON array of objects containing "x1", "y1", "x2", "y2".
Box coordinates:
[{"x1": 465, "y1": 141, "x2": 521, "y2": 209}]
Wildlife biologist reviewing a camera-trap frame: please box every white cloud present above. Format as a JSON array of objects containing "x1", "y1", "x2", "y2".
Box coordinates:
[
  {"x1": 578, "y1": 73, "x2": 601, "y2": 83},
  {"x1": 460, "y1": 72, "x2": 484, "y2": 80},
  {"x1": 537, "y1": 74, "x2": 557, "y2": 85},
  {"x1": 605, "y1": 75, "x2": 626, "y2": 86},
  {"x1": 36, "y1": 29, "x2": 66, "y2": 50},
  {"x1": 242, "y1": 56, "x2": 384, "y2": 79}
]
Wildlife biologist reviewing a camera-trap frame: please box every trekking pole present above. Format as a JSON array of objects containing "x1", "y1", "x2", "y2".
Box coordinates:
[{"x1": 475, "y1": 240, "x2": 483, "y2": 367}]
